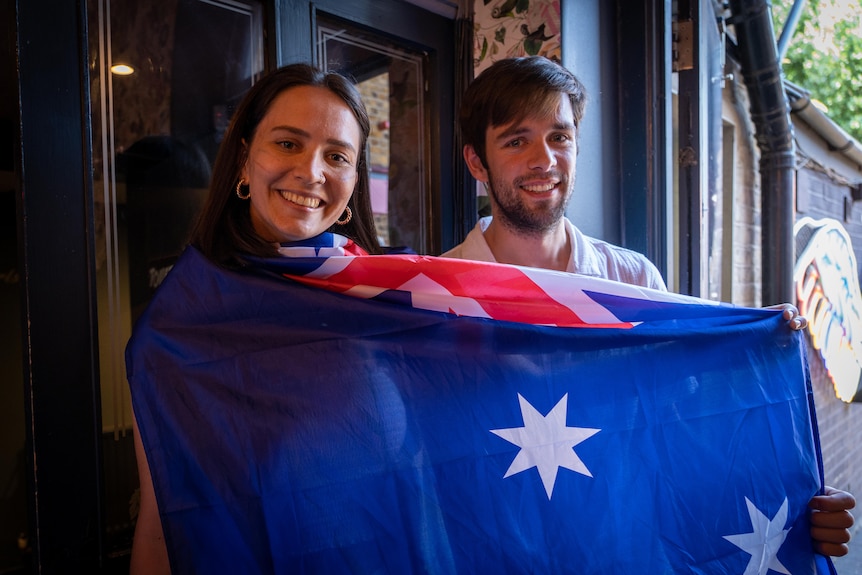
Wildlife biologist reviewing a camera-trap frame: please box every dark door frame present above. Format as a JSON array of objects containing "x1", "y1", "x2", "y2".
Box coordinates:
[
  {"x1": 16, "y1": 0, "x2": 104, "y2": 571},
  {"x1": 673, "y1": 0, "x2": 707, "y2": 297},
  {"x1": 616, "y1": 0, "x2": 672, "y2": 286}
]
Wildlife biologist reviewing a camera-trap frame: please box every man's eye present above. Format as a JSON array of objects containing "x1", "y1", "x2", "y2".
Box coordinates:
[{"x1": 506, "y1": 139, "x2": 523, "y2": 148}]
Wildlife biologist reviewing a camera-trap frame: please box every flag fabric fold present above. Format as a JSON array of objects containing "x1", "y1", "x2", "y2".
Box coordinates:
[{"x1": 127, "y1": 245, "x2": 829, "y2": 574}]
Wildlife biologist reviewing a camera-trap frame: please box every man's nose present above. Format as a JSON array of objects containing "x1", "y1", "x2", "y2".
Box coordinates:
[{"x1": 528, "y1": 141, "x2": 557, "y2": 171}]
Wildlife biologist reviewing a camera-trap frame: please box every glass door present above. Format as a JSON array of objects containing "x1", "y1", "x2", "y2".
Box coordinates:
[
  {"x1": 87, "y1": 0, "x2": 264, "y2": 563},
  {"x1": 276, "y1": 0, "x2": 457, "y2": 254},
  {"x1": 318, "y1": 16, "x2": 429, "y2": 252}
]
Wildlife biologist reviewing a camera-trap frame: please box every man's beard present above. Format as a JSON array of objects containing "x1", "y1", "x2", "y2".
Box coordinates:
[{"x1": 486, "y1": 169, "x2": 572, "y2": 236}]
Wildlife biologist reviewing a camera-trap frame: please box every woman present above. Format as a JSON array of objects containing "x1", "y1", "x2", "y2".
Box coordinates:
[{"x1": 130, "y1": 63, "x2": 382, "y2": 574}]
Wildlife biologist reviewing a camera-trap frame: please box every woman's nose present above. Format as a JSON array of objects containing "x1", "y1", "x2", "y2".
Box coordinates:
[{"x1": 294, "y1": 151, "x2": 326, "y2": 185}]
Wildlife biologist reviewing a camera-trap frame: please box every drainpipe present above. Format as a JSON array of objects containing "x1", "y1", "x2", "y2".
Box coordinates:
[
  {"x1": 728, "y1": 0, "x2": 796, "y2": 305},
  {"x1": 777, "y1": 0, "x2": 807, "y2": 59}
]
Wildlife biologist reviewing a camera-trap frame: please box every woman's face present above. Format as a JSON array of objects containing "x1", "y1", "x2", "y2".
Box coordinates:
[{"x1": 241, "y1": 85, "x2": 362, "y2": 243}]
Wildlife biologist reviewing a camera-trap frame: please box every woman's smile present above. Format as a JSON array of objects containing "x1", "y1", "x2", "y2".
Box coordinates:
[{"x1": 279, "y1": 189, "x2": 322, "y2": 209}]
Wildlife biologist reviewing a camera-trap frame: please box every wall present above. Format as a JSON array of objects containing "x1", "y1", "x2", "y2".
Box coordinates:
[
  {"x1": 359, "y1": 74, "x2": 391, "y2": 170},
  {"x1": 719, "y1": 49, "x2": 862, "y2": 524},
  {"x1": 792, "y1": 159, "x2": 862, "y2": 499},
  {"x1": 558, "y1": 0, "x2": 616, "y2": 242},
  {"x1": 810, "y1": 355, "x2": 862, "y2": 498},
  {"x1": 721, "y1": 59, "x2": 762, "y2": 307}
]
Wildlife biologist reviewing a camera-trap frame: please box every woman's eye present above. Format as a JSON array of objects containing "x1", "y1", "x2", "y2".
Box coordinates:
[
  {"x1": 278, "y1": 141, "x2": 296, "y2": 150},
  {"x1": 330, "y1": 153, "x2": 353, "y2": 165}
]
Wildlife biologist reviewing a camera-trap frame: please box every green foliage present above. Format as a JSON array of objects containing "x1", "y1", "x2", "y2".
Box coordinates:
[{"x1": 772, "y1": 0, "x2": 862, "y2": 141}]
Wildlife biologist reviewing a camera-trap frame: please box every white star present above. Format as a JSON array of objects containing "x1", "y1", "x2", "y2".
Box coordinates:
[
  {"x1": 723, "y1": 497, "x2": 792, "y2": 575},
  {"x1": 490, "y1": 394, "x2": 600, "y2": 499}
]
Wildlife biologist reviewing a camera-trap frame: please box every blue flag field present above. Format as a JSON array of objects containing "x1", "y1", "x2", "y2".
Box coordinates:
[{"x1": 126, "y1": 244, "x2": 830, "y2": 574}]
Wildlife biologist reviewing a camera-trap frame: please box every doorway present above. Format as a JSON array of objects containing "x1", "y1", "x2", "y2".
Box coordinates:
[
  {"x1": 277, "y1": 0, "x2": 459, "y2": 254},
  {"x1": 318, "y1": 15, "x2": 429, "y2": 252}
]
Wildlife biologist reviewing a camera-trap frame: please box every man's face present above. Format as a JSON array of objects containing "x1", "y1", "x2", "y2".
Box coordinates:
[{"x1": 468, "y1": 93, "x2": 578, "y2": 235}]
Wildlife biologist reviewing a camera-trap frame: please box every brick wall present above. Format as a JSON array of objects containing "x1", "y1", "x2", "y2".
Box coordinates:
[
  {"x1": 357, "y1": 73, "x2": 390, "y2": 171},
  {"x1": 724, "y1": 63, "x2": 762, "y2": 307},
  {"x1": 810, "y1": 352, "x2": 862, "y2": 497},
  {"x1": 724, "y1": 64, "x2": 861, "y2": 511},
  {"x1": 356, "y1": 73, "x2": 391, "y2": 242},
  {"x1": 795, "y1": 165, "x2": 862, "y2": 504}
]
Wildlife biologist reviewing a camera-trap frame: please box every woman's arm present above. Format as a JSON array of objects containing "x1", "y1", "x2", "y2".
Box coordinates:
[{"x1": 130, "y1": 411, "x2": 171, "y2": 575}]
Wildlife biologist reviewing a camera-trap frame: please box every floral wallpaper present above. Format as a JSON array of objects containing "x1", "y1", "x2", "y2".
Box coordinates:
[{"x1": 473, "y1": 0, "x2": 561, "y2": 75}]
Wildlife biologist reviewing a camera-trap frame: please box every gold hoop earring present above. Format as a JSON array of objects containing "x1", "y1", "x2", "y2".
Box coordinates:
[
  {"x1": 335, "y1": 206, "x2": 352, "y2": 226},
  {"x1": 235, "y1": 179, "x2": 250, "y2": 200}
]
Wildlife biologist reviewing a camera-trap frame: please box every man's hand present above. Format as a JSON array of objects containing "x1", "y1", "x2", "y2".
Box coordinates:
[
  {"x1": 810, "y1": 486, "x2": 856, "y2": 556},
  {"x1": 767, "y1": 303, "x2": 808, "y2": 331}
]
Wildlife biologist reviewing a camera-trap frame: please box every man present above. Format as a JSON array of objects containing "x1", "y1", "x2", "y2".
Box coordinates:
[{"x1": 442, "y1": 55, "x2": 854, "y2": 556}]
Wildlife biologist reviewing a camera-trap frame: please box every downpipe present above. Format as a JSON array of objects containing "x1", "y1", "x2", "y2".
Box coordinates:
[{"x1": 728, "y1": 0, "x2": 796, "y2": 306}]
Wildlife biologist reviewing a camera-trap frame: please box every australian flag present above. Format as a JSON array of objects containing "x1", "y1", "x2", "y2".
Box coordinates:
[{"x1": 126, "y1": 235, "x2": 831, "y2": 575}]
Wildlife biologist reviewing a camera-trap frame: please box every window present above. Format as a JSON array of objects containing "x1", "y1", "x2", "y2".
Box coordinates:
[{"x1": 88, "y1": 0, "x2": 264, "y2": 555}]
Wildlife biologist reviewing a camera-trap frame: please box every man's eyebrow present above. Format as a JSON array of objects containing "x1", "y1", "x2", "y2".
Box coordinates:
[
  {"x1": 270, "y1": 125, "x2": 357, "y2": 152},
  {"x1": 495, "y1": 125, "x2": 527, "y2": 140},
  {"x1": 494, "y1": 121, "x2": 576, "y2": 141}
]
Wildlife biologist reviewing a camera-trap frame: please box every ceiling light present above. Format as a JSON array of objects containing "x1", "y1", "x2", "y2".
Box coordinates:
[{"x1": 110, "y1": 64, "x2": 134, "y2": 76}]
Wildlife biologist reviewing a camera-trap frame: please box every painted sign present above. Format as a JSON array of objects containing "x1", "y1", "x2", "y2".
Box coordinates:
[
  {"x1": 473, "y1": 0, "x2": 561, "y2": 75},
  {"x1": 794, "y1": 217, "x2": 862, "y2": 402}
]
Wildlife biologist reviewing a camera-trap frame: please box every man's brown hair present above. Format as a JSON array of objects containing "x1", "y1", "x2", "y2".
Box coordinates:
[{"x1": 460, "y1": 56, "x2": 587, "y2": 167}]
